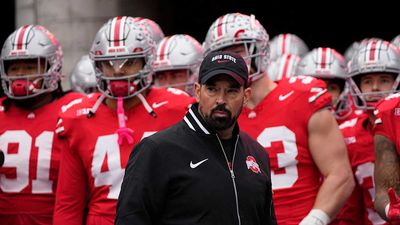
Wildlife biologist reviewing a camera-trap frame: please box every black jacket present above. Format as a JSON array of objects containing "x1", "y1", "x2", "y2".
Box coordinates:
[{"x1": 115, "y1": 103, "x2": 277, "y2": 225}]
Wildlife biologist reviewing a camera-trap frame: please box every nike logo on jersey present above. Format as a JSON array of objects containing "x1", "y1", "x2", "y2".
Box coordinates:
[
  {"x1": 278, "y1": 91, "x2": 294, "y2": 101},
  {"x1": 190, "y1": 158, "x2": 208, "y2": 169},
  {"x1": 152, "y1": 101, "x2": 168, "y2": 109}
]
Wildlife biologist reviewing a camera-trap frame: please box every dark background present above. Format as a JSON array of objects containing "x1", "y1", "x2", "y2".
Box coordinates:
[{"x1": 2, "y1": 0, "x2": 399, "y2": 55}]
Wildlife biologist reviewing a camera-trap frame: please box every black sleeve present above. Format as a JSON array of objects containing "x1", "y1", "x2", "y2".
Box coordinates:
[{"x1": 115, "y1": 138, "x2": 168, "y2": 225}]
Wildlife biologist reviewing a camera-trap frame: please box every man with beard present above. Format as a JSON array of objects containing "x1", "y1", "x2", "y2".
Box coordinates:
[{"x1": 115, "y1": 51, "x2": 277, "y2": 225}]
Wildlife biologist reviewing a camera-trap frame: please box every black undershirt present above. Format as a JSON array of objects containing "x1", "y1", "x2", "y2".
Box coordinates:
[{"x1": 220, "y1": 137, "x2": 236, "y2": 164}]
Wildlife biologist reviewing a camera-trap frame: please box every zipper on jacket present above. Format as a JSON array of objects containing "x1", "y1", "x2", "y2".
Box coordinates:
[{"x1": 216, "y1": 134, "x2": 241, "y2": 225}]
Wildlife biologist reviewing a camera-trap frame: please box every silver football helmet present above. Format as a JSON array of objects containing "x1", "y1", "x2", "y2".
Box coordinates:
[
  {"x1": 296, "y1": 47, "x2": 350, "y2": 118},
  {"x1": 267, "y1": 53, "x2": 300, "y2": 81},
  {"x1": 347, "y1": 38, "x2": 400, "y2": 110},
  {"x1": 0, "y1": 25, "x2": 63, "y2": 99},
  {"x1": 69, "y1": 54, "x2": 96, "y2": 94},
  {"x1": 152, "y1": 34, "x2": 204, "y2": 94},
  {"x1": 203, "y1": 12, "x2": 269, "y2": 82},
  {"x1": 296, "y1": 47, "x2": 347, "y2": 80},
  {"x1": 89, "y1": 16, "x2": 156, "y2": 99},
  {"x1": 133, "y1": 17, "x2": 165, "y2": 44},
  {"x1": 269, "y1": 33, "x2": 309, "y2": 61}
]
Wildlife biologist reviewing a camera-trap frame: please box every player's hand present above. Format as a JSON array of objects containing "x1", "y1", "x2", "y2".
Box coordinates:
[{"x1": 387, "y1": 188, "x2": 400, "y2": 225}]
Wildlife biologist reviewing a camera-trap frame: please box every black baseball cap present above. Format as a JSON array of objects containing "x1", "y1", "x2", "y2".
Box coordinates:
[{"x1": 199, "y1": 51, "x2": 249, "y2": 87}]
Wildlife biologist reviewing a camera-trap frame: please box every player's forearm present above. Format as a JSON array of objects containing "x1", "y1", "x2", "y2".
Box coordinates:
[
  {"x1": 313, "y1": 170, "x2": 355, "y2": 218},
  {"x1": 374, "y1": 135, "x2": 400, "y2": 220}
]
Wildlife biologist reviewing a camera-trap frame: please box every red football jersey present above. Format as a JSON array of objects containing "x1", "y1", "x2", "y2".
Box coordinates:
[
  {"x1": 374, "y1": 93, "x2": 400, "y2": 153},
  {"x1": 238, "y1": 76, "x2": 331, "y2": 225},
  {"x1": 53, "y1": 88, "x2": 194, "y2": 225},
  {"x1": 339, "y1": 113, "x2": 387, "y2": 225},
  {"x1": 0, "y1": 92, "x2": 85, "y2": 225}
]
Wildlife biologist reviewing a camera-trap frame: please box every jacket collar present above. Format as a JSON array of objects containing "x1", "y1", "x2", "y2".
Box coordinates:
[{"x1": 183, "y1": 103, "x2": 240, "y2": 136}]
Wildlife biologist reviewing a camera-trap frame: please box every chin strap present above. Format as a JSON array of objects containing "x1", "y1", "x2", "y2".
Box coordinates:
[
  {"x1": 87, "y1": 93, "x2": 107, "y2": 118},
  {"x1": 137, "y1": 93, "x2": 157, "y2": 118},
  {"x1": 116, "y1": 96, "x2": 134, "y2": 145}
]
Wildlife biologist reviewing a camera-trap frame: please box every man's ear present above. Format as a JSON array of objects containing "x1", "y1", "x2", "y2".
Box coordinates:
[
  {"x1": 243, "y1": 87, "x2": 251, "y2": 105},
  {"x1": 194, "y1": 82, "x2": 201, "y2": 102}
]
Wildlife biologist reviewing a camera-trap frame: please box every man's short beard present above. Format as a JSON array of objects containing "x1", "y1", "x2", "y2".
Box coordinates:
[{"x1": 202, "y1": 104, "x2": 242, "y2": 131}]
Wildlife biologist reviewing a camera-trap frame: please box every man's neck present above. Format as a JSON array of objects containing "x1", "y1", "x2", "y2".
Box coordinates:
[
  {"x1": 14, "y1": 92, "x2": 54, "y2": 110},
  {"x1": 217, "y1": 126, "x2": 235, "y2": 140},
  {"x1": 246, "y1": 73, "x2": 277, "y2": 109}
]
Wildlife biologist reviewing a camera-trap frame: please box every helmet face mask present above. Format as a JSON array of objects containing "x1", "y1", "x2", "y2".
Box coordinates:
[
  {"x1": 347, "y1": 39, "x2": 400, "y2": 110},
  {"x1": 203, "y1": 13, "x2": 270, "y2": 82},
  {"x1": 89, "y1": 16, "x2": 156, "y2": 99},
  {"x1": 0, "y1": 25, "x2": 63, "y2": 99}
]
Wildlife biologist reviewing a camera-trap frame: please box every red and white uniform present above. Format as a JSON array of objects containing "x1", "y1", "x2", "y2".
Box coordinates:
[
  {"x1": 0, "y1": 92, "x2": 84, "y2": 225},
  {"x1": 238, "y1": 76, "x2": 331, "y2": 225},
  {"x1": 53, "y1": 88, "x2": 194, "y2": 225},
  {"x1": 339, "y1": 113, "x2": 387, "y2": 225},
  {"x1": 374, "y1": 93, "x2": 400, "y2": 153}
]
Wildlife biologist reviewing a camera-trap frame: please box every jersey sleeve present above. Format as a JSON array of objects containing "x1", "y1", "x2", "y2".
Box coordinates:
[
  {"x1": 303, "y1": 77, "x2": 332, "y2": 113},
  {"x1": 115, "y1": 138, "x2": 168, "y2": 224},
  {"x1": 287, "y1": 76, "x2": 332, "y2": 114},
  {"x1": 374, "y1": 95, "x2": 400, "y2": 143},
  {"x1": 53, "y1": 136, "x2": 88, "y2": 225}
]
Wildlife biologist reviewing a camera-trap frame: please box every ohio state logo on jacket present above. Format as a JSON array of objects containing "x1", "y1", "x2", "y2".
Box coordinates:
[{"x1": 246, "y1": 156, "x2": 260, "y2": 174}]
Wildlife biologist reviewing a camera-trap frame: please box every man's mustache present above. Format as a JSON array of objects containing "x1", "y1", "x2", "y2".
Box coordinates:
[{"x1": 212, "y1": 104, "x2": 231, "y2": 115}]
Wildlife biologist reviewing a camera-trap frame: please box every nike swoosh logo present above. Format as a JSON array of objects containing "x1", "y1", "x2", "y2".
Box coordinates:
[
  {"x1": 190, "y1": 158, "x2": 208, "y2": 169},
  {"x1": 278, "y1": 91, "x2": 294, "y2": 101},
  {"x1": 152, "y1": 101, "x2": 168, "y2": 109}
]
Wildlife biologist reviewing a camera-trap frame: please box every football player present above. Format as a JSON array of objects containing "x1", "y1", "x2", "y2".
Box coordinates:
[
  {"x1": 0, "y1": 25, "x2": 84, "y2": 225},
  {"x1": 53, "y1": 16, "x2": 194, "y2": 225},
  {"x1": 340, "y1": 38, "x2": 400, "y2": 224}
]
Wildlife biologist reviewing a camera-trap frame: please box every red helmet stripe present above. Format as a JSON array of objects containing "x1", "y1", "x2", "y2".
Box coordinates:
[
  {"x1": 281, "y1": 54, "x2": 292, "y2": 78},
  {"x1": 111, "y1": 16, "x2": 125, "y2": 47},
  {"x1": 367, "y1": 39, "x2": 379, "y2": 62},
  {"x1": 216, "y1": 15, "x2": 226, "y2": 39},
  {"x1": 158, "y1": 36, "x2": 172, "y2": 61},
  {"x1": 321, "y1": 48, "x2": 328, "y2": 69},
  {"x1": 14, "y1": 25, "x2": 31, "y2": 50},
  {"x1": 280, "y1": 34, "x2": 288, "y2": 56}
]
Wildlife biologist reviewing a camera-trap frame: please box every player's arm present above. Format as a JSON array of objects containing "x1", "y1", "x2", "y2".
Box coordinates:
[
  {"x1": 115, "y1": 138, "x2": 167, "y2": 225},
  {"x1": 302, "y1": 108, "x2": 355, "y2": 224},
  {"x1": 374, "y1": 134, "x2": 400, "y2": 220},
  {"x1": 53, "y1": 136, "x2": 88, "y2": 225}
]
